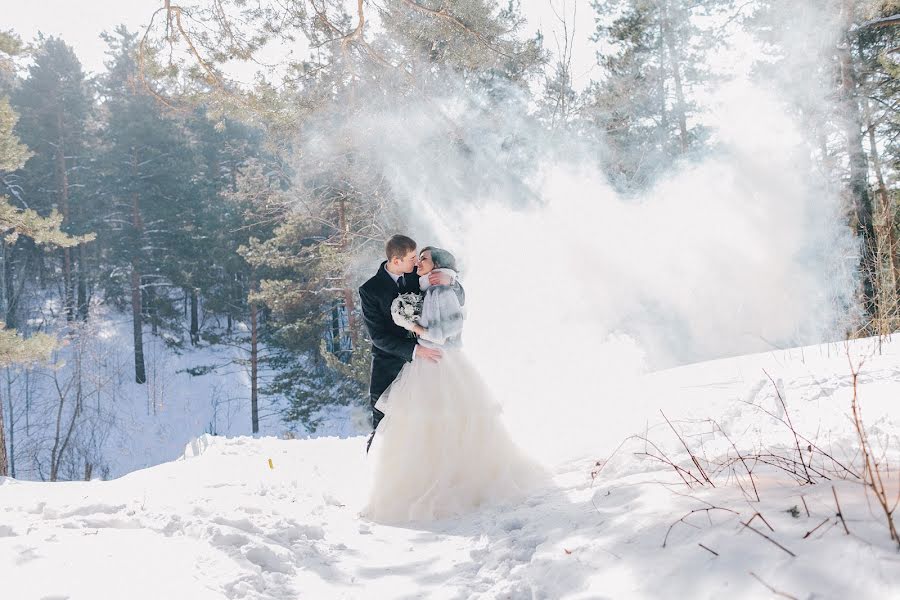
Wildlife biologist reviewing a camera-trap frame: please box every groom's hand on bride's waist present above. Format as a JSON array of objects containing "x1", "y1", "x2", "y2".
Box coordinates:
[{"x1": 415, "y1": 345, "x2": 442, "y2": 363}]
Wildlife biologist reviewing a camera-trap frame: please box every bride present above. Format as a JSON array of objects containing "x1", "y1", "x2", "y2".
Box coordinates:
[{"x1": 362, "y1": 246, "x2": 544, "y2": 523}]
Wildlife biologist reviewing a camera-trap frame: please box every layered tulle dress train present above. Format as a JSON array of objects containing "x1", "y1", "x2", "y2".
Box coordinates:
[{"x1": 362, "y1": 348, "x2": 544, "y2": 524}]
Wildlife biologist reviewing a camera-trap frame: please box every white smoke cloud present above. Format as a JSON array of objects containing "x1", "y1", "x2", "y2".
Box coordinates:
[{"x1": 326, "y1": 3, "x2": 860, "y2": 462}]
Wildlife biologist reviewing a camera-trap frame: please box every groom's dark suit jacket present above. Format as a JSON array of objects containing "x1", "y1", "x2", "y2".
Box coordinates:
[{"x1": 359, "y1": 261, "x2": 464, "y2": 429}]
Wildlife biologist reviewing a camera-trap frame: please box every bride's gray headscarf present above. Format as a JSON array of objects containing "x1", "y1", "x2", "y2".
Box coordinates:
[{"x1": 421, "y1": 246, "x2": 457, "y2": 271}]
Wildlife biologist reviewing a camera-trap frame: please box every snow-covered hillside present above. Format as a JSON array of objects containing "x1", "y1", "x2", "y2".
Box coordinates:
[
  {"x1": 4, "y1": 336, "x2": 900, "y2": 599},
  {"x1": 2, "y1": 309, "x2": 366, "y2": 482}
]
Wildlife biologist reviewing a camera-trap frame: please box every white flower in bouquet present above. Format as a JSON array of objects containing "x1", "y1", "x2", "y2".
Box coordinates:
[{"x1": 391, "y1": 292, "x2": 423, "y2": 331}]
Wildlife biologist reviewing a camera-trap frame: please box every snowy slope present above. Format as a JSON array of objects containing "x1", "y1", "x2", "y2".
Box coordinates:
[
  {"x1": 4, "y1": 309, "x2": 365, "y2": 482},
  {"x1": 4, "y1": 335, "x2": 900, "y2": 599}
]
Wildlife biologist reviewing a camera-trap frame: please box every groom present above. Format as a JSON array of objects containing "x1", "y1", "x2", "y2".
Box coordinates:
[{"x1": 359, "y1": 234, "x2": 463, "y2": 451}]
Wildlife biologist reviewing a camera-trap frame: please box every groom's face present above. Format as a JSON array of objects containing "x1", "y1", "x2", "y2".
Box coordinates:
[{"x1": 392, "y1": 249, "x2": 418, "y2": 274}]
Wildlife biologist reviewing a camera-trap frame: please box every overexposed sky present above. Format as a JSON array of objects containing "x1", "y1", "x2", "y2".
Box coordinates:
[
  {"x1": 6, "y1": 0, "x2": 153, "y2": 73},
  {"x1": 6, "y1": 0, "x2": 598, "y2": 86}
]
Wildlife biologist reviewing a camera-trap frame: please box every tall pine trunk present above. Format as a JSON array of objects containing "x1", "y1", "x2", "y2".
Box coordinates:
[
  {"x1": 0, "y1": 246, "x2": 5, "y2": 476},
  {"x1": 131, "y1": 151, "x2": 146, "y2": 384},
  {"x1": 3, "y1": 245, "x2": 35, "y2": 332},
  {"x1": 190, "y1": 288, "x2": 199, "y2": 345},
  {"x1": 77, "y1": 243, "x2": 88, "y2": 321},
  {"x1": 657, "y1": 19, "x2": 668, "y2": 153},
  {"x1": 662, "y1": 1, "x2": 689, "y2": 153},
  {"x1": 130, "y1": 265, "x2": 146, "y2": 384},
  {"x1": 249, "y1": 282, "x2": 259, "y2": 434},
  {"x1": 0, "y1": 385, "x2": 7, "y2": 477},
  {"x1": 56, "y1": 110, "x2": 74, "y2": 322},
  {"x1": 147, "y1": 285, "x2": 158, "y2": 336},
  {"x1": 337, "y1": 196, "x2": 358, "y2": 350},
  {"x1": 862, "y1": 95, "x2": 900, "y2": 325},
  {"x1": 331, "y1": 299, "x2": 340, "y2": 352},
  {"x1": 76, "y1": 171, "x2": 89, "y2": 323},
  {"x1": 3, "y1": 243, "x2": 13, "y2": 329},
  {"x1": 839, "y1": 3, "x2": 876, "y2": 326},
  {"x1": 6, "y1": 370, "x2": 13, "y2": 477}
]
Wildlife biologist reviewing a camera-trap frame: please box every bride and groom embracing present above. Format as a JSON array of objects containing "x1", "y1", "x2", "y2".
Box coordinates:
[{"x1": 358, "y1": 234, "x2": 543, "y2": 523}]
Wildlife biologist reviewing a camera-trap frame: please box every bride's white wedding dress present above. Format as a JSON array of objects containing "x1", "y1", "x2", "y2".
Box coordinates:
[{"x1": 363, "y1": 270, "x2": 544, "y2": 523}]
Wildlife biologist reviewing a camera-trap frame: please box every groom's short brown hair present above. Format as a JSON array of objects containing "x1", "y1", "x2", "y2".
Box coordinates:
[{"x1": 385, "y1": 234, "x2": 416, "y2": 260}]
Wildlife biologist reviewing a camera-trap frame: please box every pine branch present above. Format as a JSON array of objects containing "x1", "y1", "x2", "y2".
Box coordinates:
[
  {"x1": 855, "y1": 15, "x2": 900, "y2": 30},
  {"x1": 393, "y1": 0, "x2": 517, "y2": 61}
]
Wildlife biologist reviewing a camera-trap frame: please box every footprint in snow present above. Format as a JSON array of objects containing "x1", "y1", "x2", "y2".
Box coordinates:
[
  {"x1": 499, "y1": 517, "x2": 525, "y2": 532},
  {"x1": 57, "y1": 503, "x2": 127, "y2": 519},
  {"x1": 243, "y1": 544, "x2": 295, "y2": 575}
]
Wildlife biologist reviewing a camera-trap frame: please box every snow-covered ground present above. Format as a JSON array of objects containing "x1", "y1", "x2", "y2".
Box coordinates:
[{"x1": 4, "y1": 336, "x2": 900, "y2": 599}]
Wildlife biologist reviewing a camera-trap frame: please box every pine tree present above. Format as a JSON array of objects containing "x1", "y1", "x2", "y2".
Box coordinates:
[
  {"x1": 177, "y1": 109, "x2": 262, "y2": 345},
  {"x1": 0, "y1": 97, "x2": 66, "y2": 366},
  {"x1": 747, "y1": 0, "x2": 898, "y2": 331},
  {"x1": 98, "y1": 27, "x2": 196, "y2": 383},
  {"x1": 844, "y1": 1, "x2": 900, "y2": 332},
  {"x1": 587, "y1": 0, "x2": 729, "y2": 188},
  {"x1": 13, "y1": 36, "x2": 94, "y2": 322},
  {"x1": 374, "y1": 0, "x2": 543, "y2": 91},
  {"x1": 219, "y1": 159, "x2": 284, "y2": 433},
  {"x1": 0, "y1": 32, "x2": 88, "y2": 477}
]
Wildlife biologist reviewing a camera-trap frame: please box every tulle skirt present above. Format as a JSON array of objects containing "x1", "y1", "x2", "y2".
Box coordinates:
[{"x1": 362, "y1": 348, "x2": 544, "y2": 523}]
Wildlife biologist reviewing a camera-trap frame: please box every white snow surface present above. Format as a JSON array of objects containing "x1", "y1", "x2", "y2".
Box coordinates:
[{"x1": 4, "y1": 336, "x2": 900, "y2": 599}]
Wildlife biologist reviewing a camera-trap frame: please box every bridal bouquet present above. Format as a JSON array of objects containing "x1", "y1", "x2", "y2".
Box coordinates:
[{"x1": 391, "y1": 292, "x2": 423, "y2": 332}]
